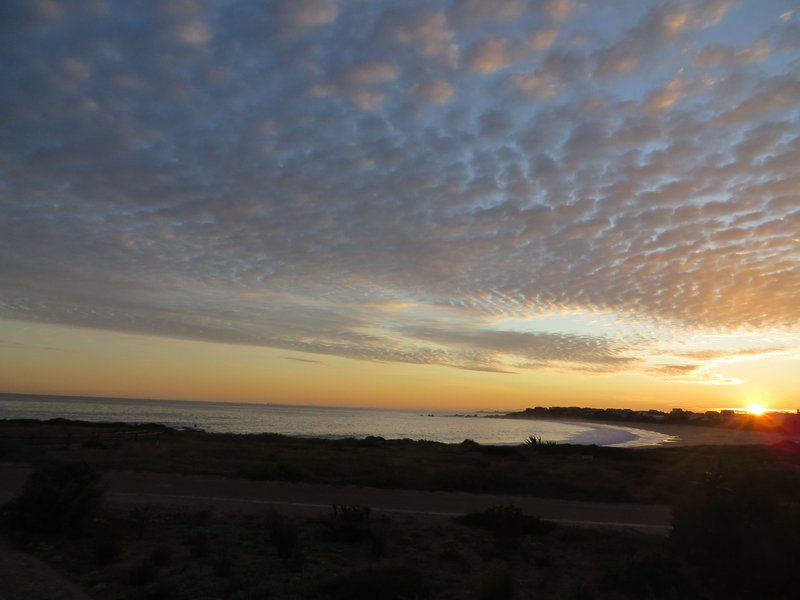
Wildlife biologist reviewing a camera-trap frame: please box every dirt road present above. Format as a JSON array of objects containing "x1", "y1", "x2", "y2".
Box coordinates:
[{"x1": 0, "y1": 462, "x2": 671, "y2": 534}]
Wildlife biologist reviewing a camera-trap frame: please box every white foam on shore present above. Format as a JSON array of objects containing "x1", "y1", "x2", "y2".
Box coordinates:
[{"x1": 563, "y1": 421, "x2": 678, "y2": 447}]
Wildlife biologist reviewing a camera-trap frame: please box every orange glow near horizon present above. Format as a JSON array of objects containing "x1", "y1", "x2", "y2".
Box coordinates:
[
  {"x1": 1, "y1": 318, "x2": 798, "y2": 413},
  {"x1": 746, "y1": 403, "x2": 767, "y2": 416}
]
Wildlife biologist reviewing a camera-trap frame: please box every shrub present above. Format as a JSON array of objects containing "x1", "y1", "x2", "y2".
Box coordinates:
[
  {"x1": 326, "y1": 504, "x2": 372, "y2": 543},
  {"x1": 479, "y1": 568, "x2": 514, "y2": 600},
  {"x1": 455, "y1": 505, "x2": 555, "y2": 537},
  {"x1": 318, "y1": 566, "x2": 427, "y2": 600},
  {"x1": 129, "y1": 559, "x2": 158, "y2": 586},
  {"x1": 128, "y1": 504, "x2": 158, "y2": 539},
  {"x1": 523, "y1": 435, "x2": 557, "y2": 448},
  {"x1": 369, "y1": 526, "x2": 390, "y2": 558},
  {"x1": 184, "y1": 530, "x2": 211, "y2": 557},
  {"x1": 3, "y1": 462, "x2": 105, "y2": 533},
  {"x1": 150, "y1": 545, "x2": 173, "y2": 568},
  {"x1": 82, "y1": 438, "x2": 108, "y2": 449},
  {"x1": 474, "y1": 446, "x2": 525, "y2": 461},
  {"x1": 94, "y1": 538, "x2": 124, "y2": 565},
  {"x1": 671, "y1": 467, "x2": 800, "y2": 597},
  {"x1": 265, "y1": 510, "x2": 302, "y2": 569}
]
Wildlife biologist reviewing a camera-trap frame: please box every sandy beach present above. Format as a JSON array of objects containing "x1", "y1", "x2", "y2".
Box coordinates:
[{"x1": 557, "y1": 418, "x2": 800, "y2": 447}]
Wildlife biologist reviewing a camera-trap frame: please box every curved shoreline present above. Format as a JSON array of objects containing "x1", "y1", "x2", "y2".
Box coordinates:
[
  {"x1": 563, "y1": 422, "x2": 675, "y2": 447},
  {"x1": 528, "y1": 417, "x2": 800, "y2": 447}
]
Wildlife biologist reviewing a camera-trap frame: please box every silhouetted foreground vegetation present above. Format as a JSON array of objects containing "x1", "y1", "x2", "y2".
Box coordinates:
[
  {"x1": 4, "y1": 461, "x2": 800, "y2": 598},
  {"x1": 3, "y1": 461, "x2": 105, "y2": 533},
  {"x1": 4, "y1": 419, "x2": 800, "y2": 506},
  {"x1": 4, "y1": 442, "x2": 800, "y2": 599}
]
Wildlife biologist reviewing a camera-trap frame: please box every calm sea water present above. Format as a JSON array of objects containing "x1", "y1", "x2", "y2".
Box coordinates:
[{"x1": 0, "y1": 394, "x2": 673, "y2": 447}]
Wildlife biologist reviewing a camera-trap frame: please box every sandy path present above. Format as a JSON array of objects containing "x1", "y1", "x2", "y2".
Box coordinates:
[{"x1": 0, "y1": 463, "x2": 670, "y2": 535}]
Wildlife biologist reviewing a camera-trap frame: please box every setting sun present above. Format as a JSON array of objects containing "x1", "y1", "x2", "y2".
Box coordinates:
[{"x1": 746, "y1": 404, "x2": 767, "y2": 416}]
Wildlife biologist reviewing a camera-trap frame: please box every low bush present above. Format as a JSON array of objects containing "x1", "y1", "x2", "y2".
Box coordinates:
[
  {"x1": 523, "y1": 435, "x2": 558, "y2": 449},
  {"x1": 671, "y1": 467, "x2": 800, "y2": 597},
  {"x1": 455, "y1": 505, "x2": 555, "y2": 537},
  {"x1": 94, "y1": 538, "x2": 124, "y2": 565},
  {"x1": 479, "y1": 568, "x2": 514, "y2": 600},
  {"x1": 325, "y1": 504, "x2": 372, "y2": 543},
  {"x1": 150, "y1": 544, "x2": 173, "y2": 567},
  {"x1": 318, "y1": 566, "x2": 428, "y2": 600},
  {"x1": 128, "y1": 504, "x2": 158, "y2": 539},
  {"x1": 3, "y1": 462, "x2": 105, "y2": 533},
  {"x1": 265, "y1": 510, "x2": 303, "y2": 570},
  {"x1": 129, "y1": 559, "x2": 158, "y2": 586}
]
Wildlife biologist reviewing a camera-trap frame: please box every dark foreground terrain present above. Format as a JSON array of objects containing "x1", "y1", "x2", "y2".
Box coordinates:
[
  {"x1": 2, "y1": 419, "x2": 800, "y2": 599},
  {"x1": 4, "y1": 418, "x2": 800, "y2": 503}
]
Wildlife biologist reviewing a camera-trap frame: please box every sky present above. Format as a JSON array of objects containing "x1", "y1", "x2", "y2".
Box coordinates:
[{"x1": 1, "y1": 0, "x2": 799, "y2": 411}]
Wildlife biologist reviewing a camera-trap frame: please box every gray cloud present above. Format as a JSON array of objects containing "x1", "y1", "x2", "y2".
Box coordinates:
[{"x1": 1, "y1": 0, "x2": 799, "y2": 378}]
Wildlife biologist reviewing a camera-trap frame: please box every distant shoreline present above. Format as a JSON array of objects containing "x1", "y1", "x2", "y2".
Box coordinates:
[{"x1": 499, "y1": 414, "x2": 800, "y2": 446}]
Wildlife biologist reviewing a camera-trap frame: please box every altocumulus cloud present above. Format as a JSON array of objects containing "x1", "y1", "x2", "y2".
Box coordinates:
[{"x1": 1, "y1": 0, "x2": 799, "y2": 380}]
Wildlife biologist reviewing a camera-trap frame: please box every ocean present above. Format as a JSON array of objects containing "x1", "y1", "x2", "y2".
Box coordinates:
[{"x1": 0, "y1": 393, "x2": 674, "y2": 447}]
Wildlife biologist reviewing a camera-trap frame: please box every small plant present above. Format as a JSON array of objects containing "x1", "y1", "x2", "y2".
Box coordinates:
[
  {"x1": 369, "y1": 527, "x2": 388, "y2": 558},
  {"x1": 94, "y1": 538, "x2": 124, "y2": 565},
  {"x1": 82, "y1": 438, "x2": 108, "y2": 449},
  {"x1": 265, "y1": 510, "x2": 303, "y2": 569},
  {"x1": 184, "y1": 530, "x2": 210, "y2": 557},
  {"x1": 3, "y1": 462, "x2": 105, "y2": 533},
  {"x1": 212, "y1": 552, "x2": 233, "y2": 578},
  {"x1": 326, "y1": 504, "x2": 372, "y2": 543},
  {"x1": 524, "y1": 435, "x2": 557, "y2": 448},
  {"x1": 150, "y1": 545, "x2": 173, "y2": 568},
  {"x1": 318, "y1": 566, "x2": 427, "y2": 600},
  {"x1": 456, "y1": 505, "x2": 555, "y2": 537},
  {"x1": 128, "y1": 504, "x2": 158, "y2": 539},
  {"x1": 479, "y1": 568, "x2": 514, "y2": 600},
  {"x1": 129, "y1": 559, "x2": 157, "y2": 586}
]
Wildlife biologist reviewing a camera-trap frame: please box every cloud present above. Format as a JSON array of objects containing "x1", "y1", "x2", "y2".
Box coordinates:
[
  {"x1": 410, "y1": 79, "x2": 454, "y2": 104},
  {"x1": 715, "y1": 75, "x2": 800, "y2": 125},
  {"x1": 390, "y1": 8, "x2": 459, "y2": 68},
  {"x1": 175, "y1": 19, "x2": 212, "y2": 46},
  {"x1": 672, "y1": 346, "x2": 788, "y2": 360},
  {"x1": 649, "y1": 363, "x2": 701, "y2": 376},
  {"x1": 401, "y1": 326, "x2": 638, "y2": 370},
  {"x1": 643, "y1": 78, "x2": 691, "y2": 112},
  {"x1": 0, "y1": 339, "x2": 62, "y2": 352},
  {"x1": 546, "y1": 0, "x2": 574, "y2": 23},
  {"x1": 1, "y1": 0, "x2": 799, "y2": 383},
  {"x1": 515, "y1": 72, "x2": 559, "y2": 97},
  {"x1": 282, "y1": 356, "x2": 325, "y2": 364},
  {"x1": 342, "y1": 61, "x2": 399, "y2": 84},
  {"x1": 453, "y1": 0, "x2": 525, "y2": 22},
  {"x1": 592, "y1": 0, "x2": 732, "y2": 79},
  {"x1": 693, "y1": 41, "x2": 771, "y2": 68},
  {"x1": 466, "y1": 37, "x2": 511, "y2": 73},
  {"x1": 281, "y1": 0, "x2": 339, "y2": 30},
  {"x1": 526, "y1": 29, "x2": 558, "y2": 52}
]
